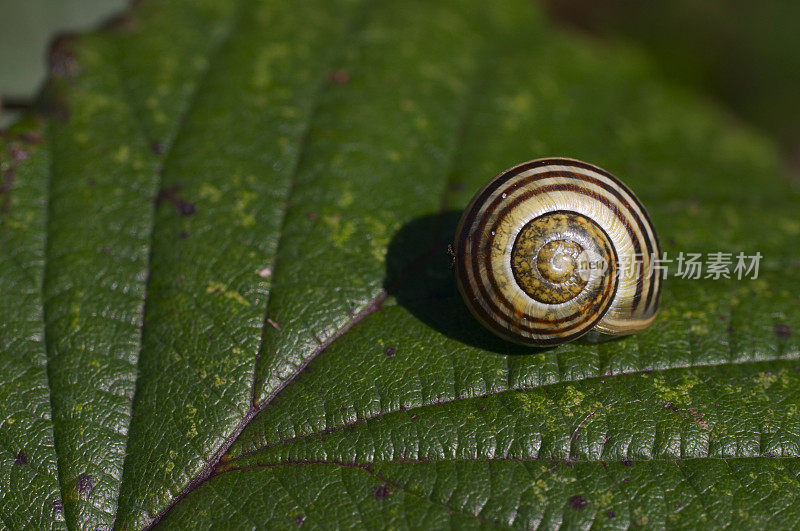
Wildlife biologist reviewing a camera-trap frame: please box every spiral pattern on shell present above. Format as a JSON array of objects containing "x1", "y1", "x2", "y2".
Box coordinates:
[{"x1": 454, "y1": 158, "x2": 661, "y2": 346}]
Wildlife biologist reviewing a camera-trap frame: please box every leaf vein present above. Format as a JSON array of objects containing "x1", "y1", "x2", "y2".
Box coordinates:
[{"x1": 235, "y1": 353, "x2": 800, "y2": 460}]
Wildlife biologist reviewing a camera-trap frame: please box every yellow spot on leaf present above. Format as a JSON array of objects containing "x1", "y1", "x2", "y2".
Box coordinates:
[
  {"x1": 198, "y1": 183, "x2": 222, "y2": 202},
  {"x1": 206, "y1": 281, "x2": 251, "y2": 307},
  {"x1": 114, "y1": 145, "x2": 130, "y2": 163}
]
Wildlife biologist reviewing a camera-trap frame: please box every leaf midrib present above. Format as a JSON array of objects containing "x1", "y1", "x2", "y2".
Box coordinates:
[
  {"x1": 220, "y1": 454, "x2": 800, "y2": 470},
  {"x1": 146, "y1": 7, "x2": 494, "y2": 525},
  {"x1": 40, "y1": 117, "x2": 66, "y2": 530}
]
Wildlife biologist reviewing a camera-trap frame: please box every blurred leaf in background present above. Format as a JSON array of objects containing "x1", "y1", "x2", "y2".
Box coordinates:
[
  {"x1": 0, "y1": 0, "x2": 126, "y2": 127},
  {"x1": 547, "y1": 0, "x2": 800, "y2": 173}
]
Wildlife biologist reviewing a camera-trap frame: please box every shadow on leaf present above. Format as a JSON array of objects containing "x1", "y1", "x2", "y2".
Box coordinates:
[{"x1": 384, "y1": 210, "x2": 555, "y2": 356}]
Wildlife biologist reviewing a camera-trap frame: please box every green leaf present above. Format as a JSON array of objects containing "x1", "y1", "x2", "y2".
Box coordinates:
[
  {"x1": 0, "y1": 119, "x2": 62, "y2": 529},
  {"x1": 1, "y1": 0, "x2": 798, "y2": 529}
]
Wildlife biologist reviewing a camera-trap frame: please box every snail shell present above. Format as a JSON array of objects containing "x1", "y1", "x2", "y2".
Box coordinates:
[{"x1": 454, "y1": 158, "x2": 661, "y2": 346}]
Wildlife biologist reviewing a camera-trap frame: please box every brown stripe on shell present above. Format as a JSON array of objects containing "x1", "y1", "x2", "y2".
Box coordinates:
[
  {"x1": 472, "y1": 171, "x2": 651, "y2": 317},
  {"x1": 471, "y1": 181, "x2": 631, "y2": 320},
  {"x1": 458, "y1": 159, "x2": 659, "y2": 319},
  {"x1": 471, "y1": 199, "x2": 619, "y2": 338},
  {"x1": 543, "y1": 158, "x2": 662, "y2": 314},
  {"x1": 454, "y1": 158, "x2": 660, "y2": 346}
]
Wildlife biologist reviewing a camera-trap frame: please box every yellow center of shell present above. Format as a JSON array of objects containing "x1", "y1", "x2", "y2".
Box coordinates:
[
  {"x1": 537, "y1": 240, "x2": 585, "y2": 284},
  {"x1": 511, "y1": 213, "x2": 595, "y2": 305}
]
